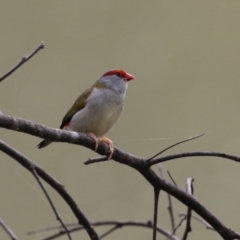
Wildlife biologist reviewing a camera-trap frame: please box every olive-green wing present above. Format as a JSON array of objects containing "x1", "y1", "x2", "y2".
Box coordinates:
[{"x1": 60, "y1": 86, "x2": 93, "y2": 129}]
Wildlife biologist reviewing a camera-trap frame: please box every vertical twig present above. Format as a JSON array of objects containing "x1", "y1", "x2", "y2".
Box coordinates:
[
  {"x1": 158, "y1": 164, "x2": 175, "y2": 231},
  {"x1": 153, "y1": 188, "x2": 160, "y2": 240},
  {"x1": 182, "y1": 178, "x2": 194, "y2": 240}
]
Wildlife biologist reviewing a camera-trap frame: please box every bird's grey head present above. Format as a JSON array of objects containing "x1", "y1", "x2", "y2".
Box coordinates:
[{"x1": 97, "y1": 69, "x2": 134, "y2": 94}]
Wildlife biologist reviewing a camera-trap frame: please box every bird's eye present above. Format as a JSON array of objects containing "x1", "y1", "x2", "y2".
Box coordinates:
[{"x1": 115, "y1": 72, "x2": 121, "y2": 77}]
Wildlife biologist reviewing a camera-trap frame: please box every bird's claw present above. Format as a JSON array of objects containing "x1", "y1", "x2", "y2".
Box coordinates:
[
  {"x1": 100, "y1": 137, "x2": 114, "y2": 160},
  {"x1": 86, "y1": 133, "x2": 114, "y2": 160},
  {"x1": 86, "y1": 132, "x2": 99, "y2": 151}
]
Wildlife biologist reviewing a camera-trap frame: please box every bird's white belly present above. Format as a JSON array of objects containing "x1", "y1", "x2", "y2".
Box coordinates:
[{"x1": 69, "y1": 88, "x2": 124, "y2": 137}]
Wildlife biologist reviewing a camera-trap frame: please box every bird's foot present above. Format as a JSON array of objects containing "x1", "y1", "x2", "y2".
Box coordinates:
[
  {"x1": 100, "y1": 137, "x2": 114, "y2": 160},
  {"x1": 86, "y1": 132, "x2": 99, "y2": 151}
]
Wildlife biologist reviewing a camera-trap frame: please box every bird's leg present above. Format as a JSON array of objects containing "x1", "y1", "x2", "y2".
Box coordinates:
[
  {"x1": 86, "y1": 132, "x2": 99, "y2": 151},
  {"x1": 100, "y1": 136, "x2": 114, "y2": 160}
]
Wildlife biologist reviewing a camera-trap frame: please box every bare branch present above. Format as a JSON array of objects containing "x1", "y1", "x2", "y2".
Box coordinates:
[
  {"x1": 148, "y1": 134, "x2": 204, "y2": 161},
  {"x1": 0, "y1": 140, "x2": 99, "y2": 240},
  {"x1": 85, "y1": 156, "x2": 108, "y2": 165},
  {"x1": 153, "y1": 188, "x2": 160, "y2": 240},
  {"x1": 30, "y1": 166, "x2": 72, "y2": 240},
  {"x1": 0, "y1": 42, "x2": 44, "y2": 82},
  {"x1": 0, "y1": 114, "x2": 240, "y2": 239},
  {"x1": 0, "y1": 218, "x2": 18, "y2": 240},
  {"x1": 28, "y1": 220, "x2": 180, "y2": 240},
  {"x1": 148, "y1": 151, "x2": 240, "y2": 167},
  {"x1": 182, "y1": 178, "x2": 194, "y2": 240}
]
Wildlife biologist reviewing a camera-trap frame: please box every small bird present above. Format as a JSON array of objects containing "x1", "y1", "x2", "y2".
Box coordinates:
[{"x1": 37, "y1": 69, "x2": 135, "y2": 159}]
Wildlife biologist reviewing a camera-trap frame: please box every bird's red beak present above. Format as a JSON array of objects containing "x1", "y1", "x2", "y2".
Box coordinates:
[{"x1": 124, "y1": 73, "x2": 135, "y2": 81}]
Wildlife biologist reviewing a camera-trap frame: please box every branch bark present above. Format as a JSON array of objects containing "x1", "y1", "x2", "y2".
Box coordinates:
[{"x1": 0, "y1": 113, "x2": 240, "y2": 239}]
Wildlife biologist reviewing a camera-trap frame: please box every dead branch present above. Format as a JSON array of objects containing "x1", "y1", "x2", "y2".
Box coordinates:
[{"x1": 0, "y1": 114, "x2": 240, "y2": 239}]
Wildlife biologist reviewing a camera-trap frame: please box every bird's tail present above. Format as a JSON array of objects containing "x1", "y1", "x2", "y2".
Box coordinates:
[{"x1": 37, "y1": 140, "x2": 52, "y2": 149}]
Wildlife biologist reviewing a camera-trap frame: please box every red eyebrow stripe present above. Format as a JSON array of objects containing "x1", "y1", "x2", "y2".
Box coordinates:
[{"x1": 102, "y1": 69, "x2": 126, "y2": 78}]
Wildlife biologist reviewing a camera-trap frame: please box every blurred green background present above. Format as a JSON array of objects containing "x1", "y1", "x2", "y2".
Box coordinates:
[{"x1": 1, "y1": 1, "x2": 240, "y2": 239}]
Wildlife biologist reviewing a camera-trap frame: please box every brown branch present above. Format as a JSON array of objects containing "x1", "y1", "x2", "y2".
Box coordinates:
[
  {"x1": 27, "y1": 220, "x2": 179, "y2": 240},
  {"x1": 30, "y1": 166, "x2": 72, "y2": 240},
  {"x1": 0, "y1": 140, "x2": 99, "y2": 240},
  {"x1": 0, "y1": 114, "x2": 240, "y2": 239},
  {"x1": 0, "y1": 218, "x2": 18, "y2": 240},
  {"x1": 182, "y1": 178, "x2": 194, "y2": 240},
  {"x1": 0, "y1": 42, "x2": 44, "y2": 82}
]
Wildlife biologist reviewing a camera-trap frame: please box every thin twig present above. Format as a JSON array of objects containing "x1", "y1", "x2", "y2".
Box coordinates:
[
  {"x1": 0, "y1": 218, "x2": 18, "y2": 240},
  {"x1": 153, "y1": 188, "x2": 160, "y2": 240},
  {"x1": 147, "y1": 151, "x2": 240, "y2": 167},
  {"x1": 167, "y1": 171, "x2": 177, "y2": 186},
  {"x1": 30, "y1": 166, "x2": 72, "y2": 240},
  {"x1": 30, "y1": 220, "x2": 179, "y2": 240},
  {"x1": 179, "y1": 213, "x2": 214, "y2": 230},
  {"x1": 166, "y1": 216, "x2": 187, "y2": 240},
  {"x1": 147, "y1": 134, "x2": 204, "y2": 161},
  {"x1": 0, "y1": 42, "x2": 44, "y2": 82},
  {"x1": 182, "y1": 178, "x2": 194, "y2": 240},
  {"x1": 158, "y1": 164, "x2": 175, "y2": 231},
  {"x1": 84, "y1": 156, "x2": 108, "y2": 165},
  {"x1": 99, "y1": 225, "x2": 120, "y2": 239}
]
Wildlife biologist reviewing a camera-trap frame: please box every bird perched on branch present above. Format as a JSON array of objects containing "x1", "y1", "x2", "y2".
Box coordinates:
[{"x1": 37, "y1": 69, "x2": 135, "y2": 159}]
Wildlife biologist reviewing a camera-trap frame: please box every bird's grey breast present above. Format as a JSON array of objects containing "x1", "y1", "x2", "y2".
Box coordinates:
[
  {"x1": 85, "y1": 87, "x2": 124, "y2": 135},
  {"x1": 88, "y1": 87, "x2": 124, "y2": 115}
]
